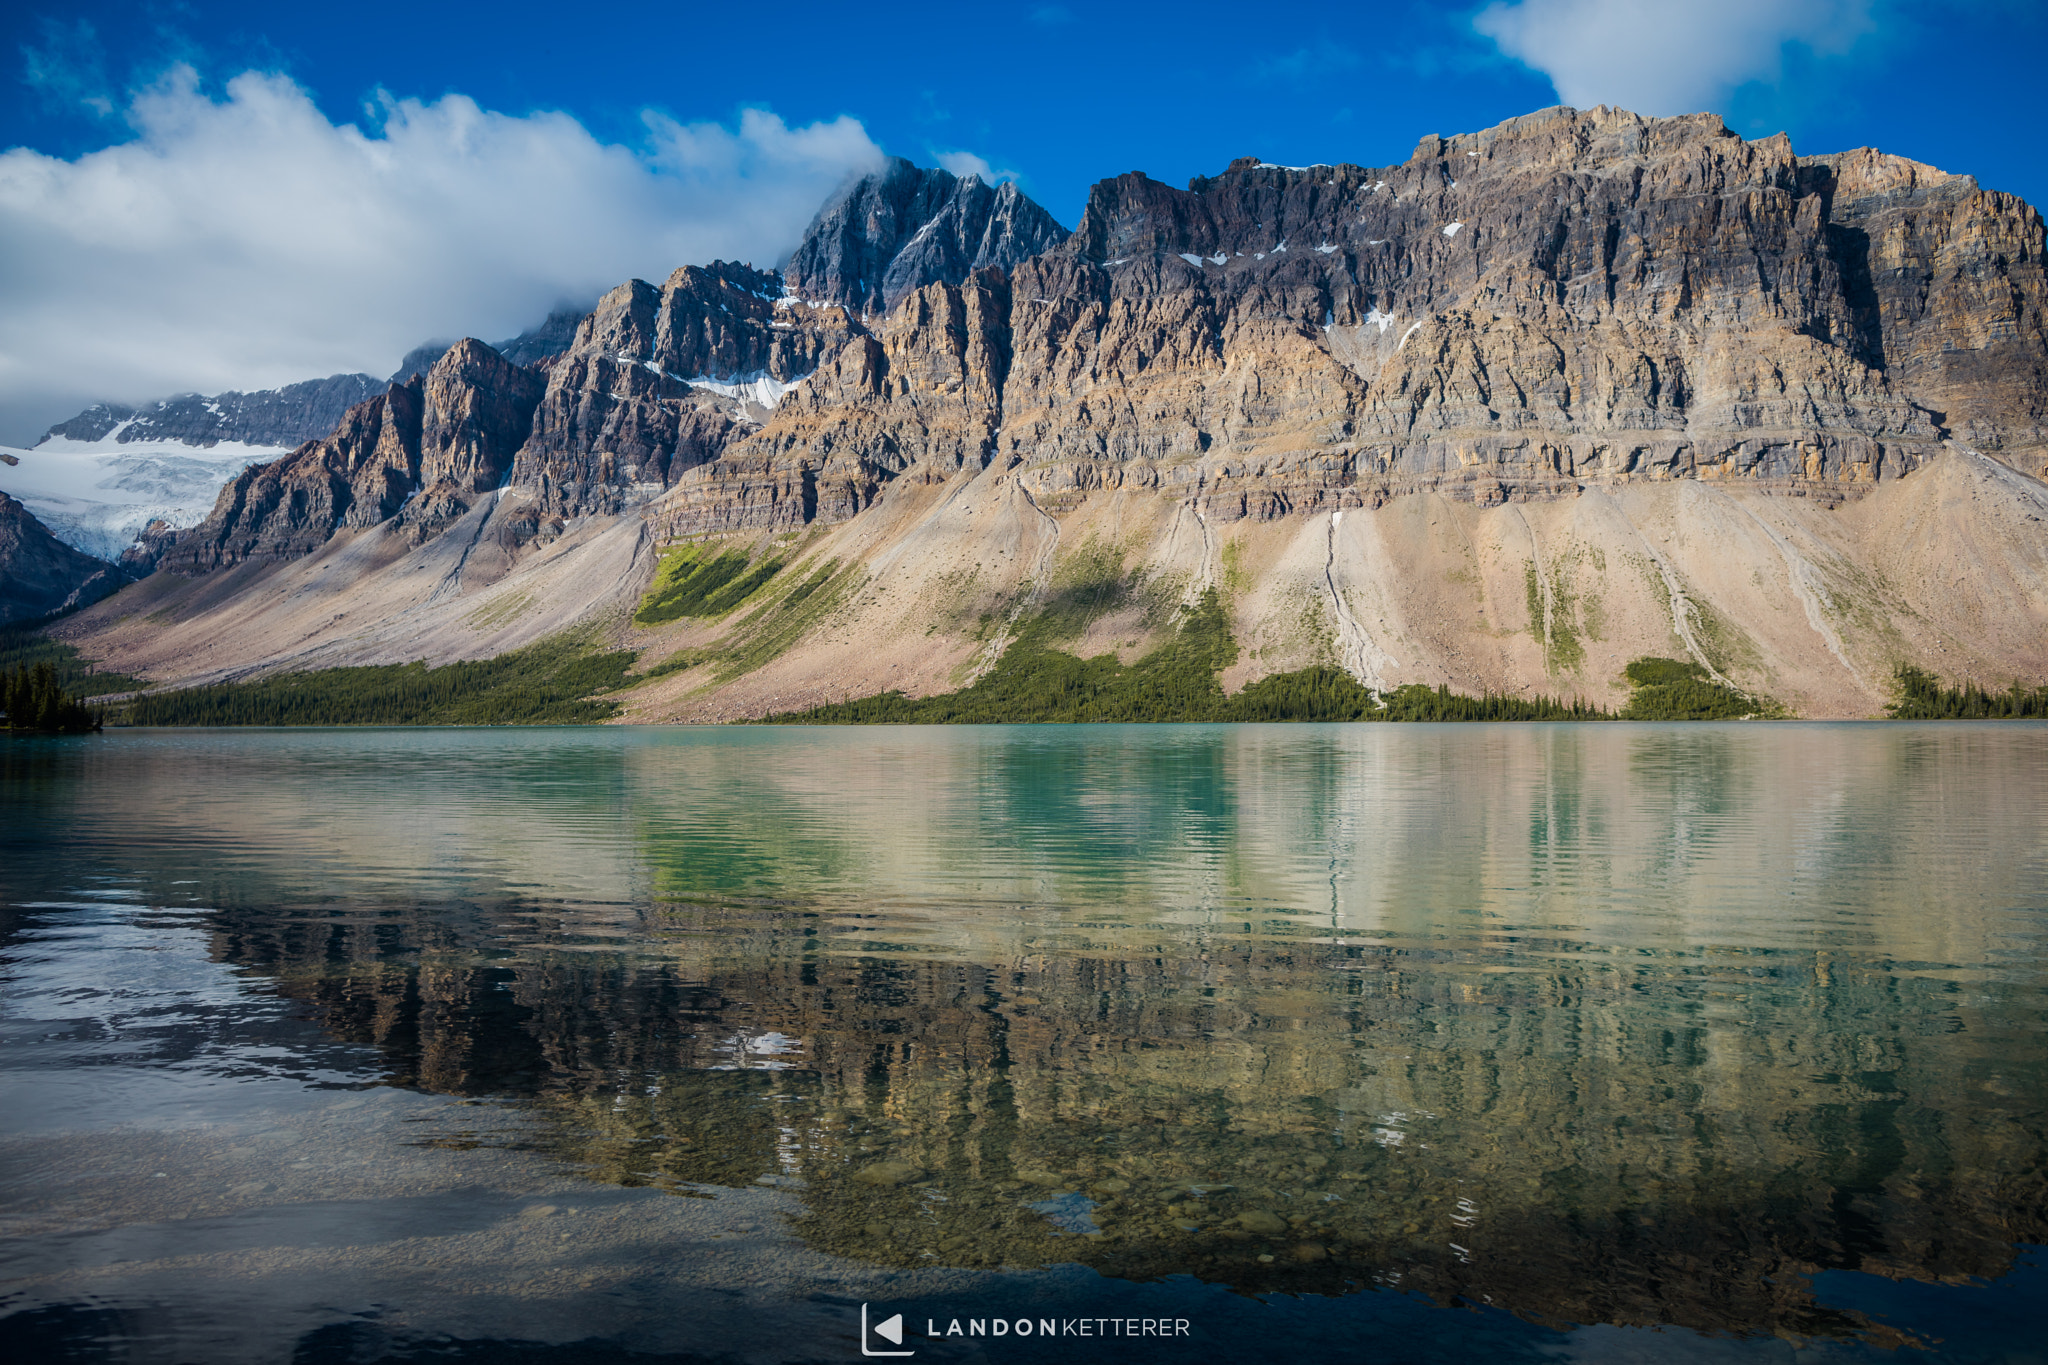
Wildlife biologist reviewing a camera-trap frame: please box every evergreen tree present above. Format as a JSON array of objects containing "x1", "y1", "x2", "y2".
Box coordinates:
[{"x1": 1, "y1": 661, "x2": 101, "y2": 733}]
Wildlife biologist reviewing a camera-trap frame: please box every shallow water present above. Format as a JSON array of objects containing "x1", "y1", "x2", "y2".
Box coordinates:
[{"x1": 1, "y1": 723, "x2": 2044, "y2": 1364}]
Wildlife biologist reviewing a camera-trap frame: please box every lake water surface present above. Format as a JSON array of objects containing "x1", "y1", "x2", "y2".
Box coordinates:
[{"x1": 2, "y1": 723, "x2": 2045, "y2": 1364}]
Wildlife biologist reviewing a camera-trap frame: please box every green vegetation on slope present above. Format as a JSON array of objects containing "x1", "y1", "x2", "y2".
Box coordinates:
[
  {"x1": 630, "y1": 555, "x2": 865, "y2": 688},
  {"x1": 635, "y1": 543, "x2": 787, "y2": 626},
  {"x1": 1617, "y1": 656, "x2": 1780, "y2": 720},
  {"x1": 2, "y1": 662, "x2": 103, "y2": 733},
  {"x1": 1373, "y1": 683, "x2": 1608, "y2": 721},
  {"x1": 773, "y1": 588, "x2": 1238, "y2": 724},
  {"x1": 1887, "y1": 666, "x2": 2048, "y2": 719},
  {"x1": 122, "y1": 635, "x2": 636, "y2": 726},
  {"x1": 0, "y1": 629, "x2": 150, "y2": 697},
  {"x1": 770, "y1": 591, "x2": 1610, "y2": 724}
]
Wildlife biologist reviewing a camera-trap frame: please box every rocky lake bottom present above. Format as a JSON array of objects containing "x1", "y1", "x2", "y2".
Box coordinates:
[{"x1": 1, "y1": 722, "x2": 2044, "y2": 1363}]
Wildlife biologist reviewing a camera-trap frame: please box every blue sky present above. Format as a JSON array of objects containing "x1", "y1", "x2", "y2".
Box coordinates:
[{"x1": 3, "y1": 0, "x2": 2044, "y2": 439}]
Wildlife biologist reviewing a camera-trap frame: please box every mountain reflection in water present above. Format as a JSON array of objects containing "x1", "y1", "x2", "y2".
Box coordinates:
[{"x1": 2, "y1": 723, "x2": 2045, "y2": 1361}]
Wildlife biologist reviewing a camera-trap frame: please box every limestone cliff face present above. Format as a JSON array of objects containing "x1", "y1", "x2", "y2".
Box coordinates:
[
  {"x1": 655, "y1": 106, "x2": 2045, "y2": 542},
  {"x1": 507, "y1": 262, "x2": 850, "y2": 520},
  {"x1": 1799, "y1": 147, "x2": 2048, "y2": 455},
  {"x1": 400, "y1": 339, "x2": 546, "y2": 538},
  {"x1": 64, "y1": 109, "x2": 2048, "y2": 716},
  {"x1": 654, "y1": 269, "x2": 1015, "y2": 535},
  {"x1": 162, "y1": 338, "x2": 547, "y2": 571},
  {"x1": 163, "y1": 381, "x2": 424, "y2": 572}
]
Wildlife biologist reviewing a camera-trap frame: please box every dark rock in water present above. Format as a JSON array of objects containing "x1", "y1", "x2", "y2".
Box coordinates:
[
  {"x1": 0, "y1": 491, "x2": 127, "y2": 624},
  {"x1": 40, "y1": 374, "x2": 387, "y2": 452},
  {"x1": 784, "y1": 158, "x2": 1069, "y2": 313}
]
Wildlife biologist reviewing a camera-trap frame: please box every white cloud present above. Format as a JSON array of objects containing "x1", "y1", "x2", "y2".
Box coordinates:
[
  {"x1": 932, "y1": 149, "x2": 1019, "y2": 184},
  {"x1": 0, "y1": 67, "x2": 885, "y2": 442},
  {"x1": 1473, "y1": 0, "x2": 1876, "y2": 115}
]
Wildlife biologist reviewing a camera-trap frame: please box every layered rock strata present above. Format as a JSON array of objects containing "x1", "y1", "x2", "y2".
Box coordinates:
[
  {"x1": 652, "y1": 107, "x2": 2044, "y2": 540},
  {"x1": 399, "y1": 339, "x2": 546, "y2": 538},
  {"x1": 60, "y1": 106, "x2": 2048, "y2": 716},
  {"x1": 163, "y1": 338, "x2": 546, "y2": 571},
  {"x1": 507, "y1": 262, "x2": 849, "y2": 521}
]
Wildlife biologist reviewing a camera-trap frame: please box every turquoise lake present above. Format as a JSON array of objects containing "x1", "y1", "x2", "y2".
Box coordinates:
[{"x1": 1, "y1": 723, "x2": 2044, "y2": 1363}]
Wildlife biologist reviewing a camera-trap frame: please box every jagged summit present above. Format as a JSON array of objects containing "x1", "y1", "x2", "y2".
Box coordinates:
[
  {"x1": 784, "y1": 157, "x2": 1069, "y2": 312},
  {"x1": 39, "y1": 373, "x2": 386, "y2": 452},
  {"x1": 34, "y1": 105, "x2": 2048, "y2": 720},
  {"x1": 388, "y1": 303, "x2": 593, "y2": 384}
]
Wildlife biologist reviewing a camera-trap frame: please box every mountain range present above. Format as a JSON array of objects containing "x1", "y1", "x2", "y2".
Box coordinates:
[{"x1": 11, "y1": 107, "x2": 2047, "y2": 718}]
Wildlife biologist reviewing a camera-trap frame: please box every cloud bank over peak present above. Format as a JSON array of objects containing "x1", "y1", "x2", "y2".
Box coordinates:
[
  {"x1": 0, "y1": 67, "x2": 886, "y2": 442},
  {"x1": 932, "y1": 149, "x2": 1021, "y2": 185},
  {"x1": 1473, "y1": 0, "x2": 1876, "y2": 117}
]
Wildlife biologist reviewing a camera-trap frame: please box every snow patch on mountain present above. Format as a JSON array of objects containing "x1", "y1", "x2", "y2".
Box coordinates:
[{"x1": 0, "y1": 429, "x2": 286, "y2": 560}]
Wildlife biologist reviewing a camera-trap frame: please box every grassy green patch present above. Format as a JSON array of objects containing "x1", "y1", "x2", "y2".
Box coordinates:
[
  {"x1": 775, "y1": 588, "x2": 1236, "y2": 724},
  {"x1": 121, "y1": 635, "x2": 636, "y2": 726},
  {"x1": 1618, "y1": 656, "x2": 1779, "y2": 720},
  {"x1": 709, "y1": 558, "x2": 863, "y2": 680},
  {"x1": 635, "y1": 543, "x2": 786, "y2": 626},
  {"x1": 771, "y1": 591, "x2": 1610, "y2": 725},
  {"x1": 1887, "y1": 666, "x2": 2048, "y2": 719},
  {"x1": 0, "y1": 629, "x2": 150, "y2": 697}
]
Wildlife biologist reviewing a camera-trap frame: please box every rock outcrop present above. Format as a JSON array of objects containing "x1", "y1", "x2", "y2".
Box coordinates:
[
  {"x1": 507, "y1": 262, "x2": 850, "y2": 519},
  {"x1": 654, "y1": 106, "x2": 2048, "y2": 543},
  {"x1": 0, "y1": 490, "x2": 127, "y2": 624},
  {"x1": 49, "y1": 110, "x2": 2048, "y2": 717},
  {"x1": 783, "y1": 158, "x2": 1070, "y2": 312},
  {"x1": 40, "y1": 373, "x2": 387, "y2": 451},
  {"x1": 163, "y1": 339, "x2": 548, "y2": 571},
  {"x1": 399, "y1": 339, "x2": 546, "y2": 537}
]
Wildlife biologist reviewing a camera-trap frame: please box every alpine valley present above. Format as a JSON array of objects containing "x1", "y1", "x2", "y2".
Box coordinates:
[{"x1": 9, "y1": 104, "x2": 2048, "y2": 720}]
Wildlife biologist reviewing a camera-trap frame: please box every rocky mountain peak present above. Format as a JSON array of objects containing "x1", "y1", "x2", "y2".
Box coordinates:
[
  {"x1": 38, "y1": 373, "x2": 386, "y2": 452},
  {"x1": 783, "y1": 158, "x2": 1068, "y2": 313},
  {"x1": 389, "y1": 304, "x2": 596, "y2": 384}
]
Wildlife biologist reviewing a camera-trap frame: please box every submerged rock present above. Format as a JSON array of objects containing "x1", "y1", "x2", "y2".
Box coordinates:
[{"x1": 853, "y1": 1160, "x2": 922, "y2": 1187}]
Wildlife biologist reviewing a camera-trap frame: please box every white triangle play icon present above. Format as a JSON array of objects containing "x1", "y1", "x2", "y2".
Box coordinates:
[{"x1": 875, "y1": 1313, "x2": 905, "y2": 1345}]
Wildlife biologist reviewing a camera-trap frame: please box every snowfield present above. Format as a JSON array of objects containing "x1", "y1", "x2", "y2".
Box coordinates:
[{"x1": 0, "y1": 426, "x2": 286, "y2": 561}]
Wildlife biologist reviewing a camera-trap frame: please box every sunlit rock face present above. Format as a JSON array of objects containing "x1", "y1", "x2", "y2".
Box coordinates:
[
  {"x1": 70, "y1": 109, "x2": 2048, "y2": 718},
  {"x1": 171, "y1": 107, "x2": 2048, "y2": 561},
  {"x1": 664, "y1": 106, "x2": 2043, "y2": 538},
  {"x1": 156, "y1": 334, "x2": 553, "y2": 571}
]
